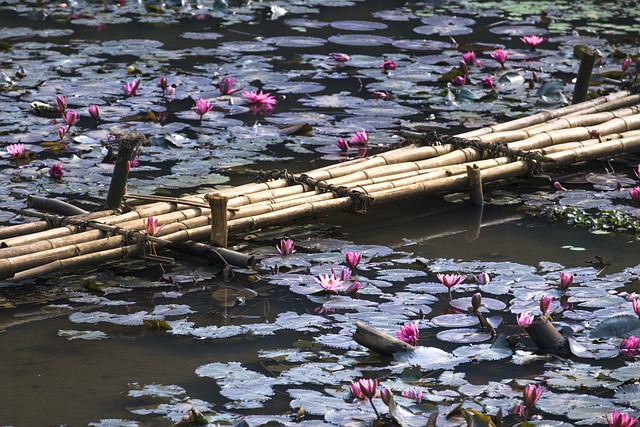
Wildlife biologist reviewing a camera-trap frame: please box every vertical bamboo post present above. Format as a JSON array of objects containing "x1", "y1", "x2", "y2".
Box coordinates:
[
  {"x1": 206, "y1": 193, "x2": 228, "y2": 247},
  {"x1": 467, "y1": 165, "x2": 484, "y2": 206},
  {"x1": 572, "y1": 48, "x2": 597, "y2": 105}
]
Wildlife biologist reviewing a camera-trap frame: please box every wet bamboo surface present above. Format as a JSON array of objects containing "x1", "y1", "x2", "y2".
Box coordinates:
[{"x1": 3, "y1": 90, "x2": 640, "y2": 281}]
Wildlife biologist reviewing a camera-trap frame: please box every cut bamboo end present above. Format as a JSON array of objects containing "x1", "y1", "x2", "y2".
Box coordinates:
[
  {"x1": 467, "y1": 165, "x2": 484, "y2": 206},
  {"x1": 206, "y1": 193, "x2": 229, "y2": 248}
]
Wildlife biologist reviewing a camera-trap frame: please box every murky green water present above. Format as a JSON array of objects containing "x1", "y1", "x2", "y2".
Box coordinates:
[{"x1": 2, "y1": 0, "x2": 640, "y2": 425}]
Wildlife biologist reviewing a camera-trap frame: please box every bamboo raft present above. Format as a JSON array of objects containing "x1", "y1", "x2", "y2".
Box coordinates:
[{"x1": 3, "y1": 90, "x2": 640, "y2": 282}]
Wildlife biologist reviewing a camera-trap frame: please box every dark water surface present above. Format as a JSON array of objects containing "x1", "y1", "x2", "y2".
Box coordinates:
[{"x1": 1, "y1": 0, "x2": 640, "y2": 425}]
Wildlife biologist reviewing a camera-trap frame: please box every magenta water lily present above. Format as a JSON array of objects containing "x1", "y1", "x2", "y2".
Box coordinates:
[
  {"x1": 481, "y1": 75, "x2": 495, "y2": 89},
  {"x1": 517, "y1": 312, "x2": 534, "y2": 327},
  {"x1": 49, "y1": 162, "x2": 64, "y2": 179},
  {"x1": 395, "y1": 322, "x2": 419, "y2": 346},
  {"x1": 540, "y1": 295, "x2": 552, "y2": 315},
  {"x1": 559, "y1": 271, "x2": 574, "y2": 290},
  {"x1": 349, "y1": 378, "x2": 380, "y2": 418},
  {"x1": 143, "y1": 216, "x2": 164, "y2": 236},
  {"x1": 606, "y1": 410, "x2": 639, "y2": 427},
  {"x1": 633, "y1": 299, "x2": 640, "y2": 318},
  {"x1": 88, "y1": 105, "x2": 100, "y2": 122},
  {"x1": 336, "y1": 138, "x2": 349, "y2": 152},
  {"x1": 55, "y1": 95, "x2": 67, "y2": 115},
  {"x1": 491, "y1": 49, "x2": 509, "y2": 68},
  {"x1": 380, "y1": 59, "x2": 397, "y2": 71},
  {"x1": 275, "y1": 238, "x2": 295, "y2": 256},
  {"x1": 344, "y1": 251, "x2": 361, "y2": 270},
  {"x1": 242, "y1": 90, "x2": 277, "y2": 116},
  {"x1": 122, "y1": 79, "x2": 140, "y2": 97},
  {"x1": 219, "y1": 76, "x2": 241, "y2": 96},
  {"x1": 520, "y1": 35, "x2": 544, "y2": 50},
  {"x1": 64, "y1": 110, "x2": 78, "y2": 129},
  {"x1": 330, "y1": 53, "x2": 350, "y2": 62},
  {"x1": 621, "y1": 336, "x2": 639, "y2": 357},
  {"x1": 437, "y1": 273, "x2": 465, "y2": 299},
  {"x1": 193, "y1": 98, "x2": 214, "y2": 121},
  {"x1": 402, "y1": 388, "x2": 423, "y2": 403},
  {"x1": 462, "y1": 51, "x2": 476, "y2": 66},
  {"x1": 6, "y1": 143, "x2": 24, "y2": 158},
  {"x1": 315, "y1": 273, "x2": 344, "y2": 293},
  {"x1": 630, "y1": 187, "x2": 640, "y2": 204}
]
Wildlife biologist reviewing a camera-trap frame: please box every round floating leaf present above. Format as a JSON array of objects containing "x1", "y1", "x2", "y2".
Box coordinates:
[
  {"x1": 431, "y1": 313, "x2": 479, "y2": 328},
  {"x1": 327, "y1": 34, "x2": 393, "y2": 46},
  {"x1": 394, "y1": 346, "x2": 466, "y2": 370},
  {"x1": 57, "y1": 329, "x2": 109, "y2": 340},
  {"x1": 450, "y1": 296, "x2": 506, "y2": 312},
  {"x1": 437, "y1": 328, "x2": 493, "y2": 343},
  {"x1": 590, "y1": 315, "x2": 640, "y2": 339}
]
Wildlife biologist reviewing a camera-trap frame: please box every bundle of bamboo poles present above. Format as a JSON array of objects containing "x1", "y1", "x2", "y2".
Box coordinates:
[{"x1": 3, "y1": 90, "x2": 640, "y2": 282}]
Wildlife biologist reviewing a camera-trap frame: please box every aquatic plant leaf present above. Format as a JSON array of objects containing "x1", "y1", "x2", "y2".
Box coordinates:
[
  {"x1": 610, "y1": 361, "x2": 640, "y2": 382},
  {"x1": 151, "y1": 304, "x2": 194, "y2": 316},
  {"x1": 590, "y1": 315, "x2": 640, "y2": 339},
  {"x1": 276, "y1": 311, "x2": 330, "y2": 332},
  {"x1": 57, "y1": 329, "x2": 109, "y2": 340},
  {"x1": 288, "y1": 388, "x2": 354, "y2": 416},
  {"x1": 388, "y1": 394, "x2": 433, "y2": 427},
  {"x1": 614, "y1": 383, "x2": 640, "y2": 409},
  {"x1": 545, "y1": 362, "x2": 613, "y2": 390},
  {"x1": 280, "y1": 362, "x2": 356, "y2": 385},
  {"x1": 567, "y1": 337, "x2": 619, "y2": 359},
  {"x1": 437, "y1": 328, "x2": 493, "y2": 344},
  {"x1": 431, "y1": 314, "x2": 479, "y2": 328},
  {"x1": 327, "y1": 34, "x2": 394, "y2": 46},
  {"x1": 511, "y1": 350, "x2": 551, "y2": 365},
  {"x1": 536, "y1": 390, "x2": 614, "y2": 418},
  {"x1": 128, "y1": 384, "x2": 186, "y2": 398},
  {"x1": 394, "y1": 346, "x2": 466, "y2": 370},
  {"x1": 88, "y1": 420, "x2": 139, "y2": 427},
  {"x1": 453, "y1": 343, "x2": 512, "y2": 361}
]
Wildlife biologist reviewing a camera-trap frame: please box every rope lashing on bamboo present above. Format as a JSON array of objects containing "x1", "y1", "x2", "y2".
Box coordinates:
[
  {"x1": 249, "y1": 169, "x2": 373, "y2": 213},
  {"x1": 402, "y1": 129, "x2": 556, "y2": 165}
]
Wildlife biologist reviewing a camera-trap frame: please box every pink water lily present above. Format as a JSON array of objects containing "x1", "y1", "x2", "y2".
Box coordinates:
[
  {"x1": 58, "y1": 126, "x2": 66, "y2": 140},
  {"x1": 193, "y1": 98, "x2": 214, "y2": 121},
  {"x1": 380, "y1": 387, "x2": 392, "y2": 405},
  {"x1": 330, "y1": 53, "x2": 350, "y2": 62},
  {"x1": 437, "y1": 273, "x2": 465, "y2": 299},
  {"x1": 336, "y1": 138, "x2": 349, "y2": 152},
  {"x1": 49, "y1": 162, "x2": 64, "y2": 179},
  {"x1": 540, "y1": 295, "x2": 552, "y2": 315},
  {"x1": 553, "y1": 181, "x2": 568, "y2": 191},
  {"x1": 559, "y1": 271, "x2": 574, "y2": 290},
  {"x1": 633, "y1": 164, "x2": 640, "y2": 180},
  {"x1": 344, "y1": 281, "x2": 361, "y2": 297},
  {"x1": 633, "y1": 299, "x2": 640, "y2": 318},
  {"x1": 395, "y1": 322, "x2": 419, "y2": 346},
  {"x1": 474, "y1": 272, "x2": 490, "y2": 285},
  {"x1": 621, "y1": 336, "x2": 640, "y2": 357},
  {"x1": 402, "y1": 388, "x2": 423, "y2": 403},
  {"x1": 491, "y1": 49, "x2": 509, "y2": 68},
  {"x1": 88, "y1": 105, "x2": 100, "y2": 122},
  {"x1": 481, "y1": 75, "x2": 495, "y2": 89},
  {"x1": 630, "y1": 187, "x2": 640, "y2": 204},
  {"x1": 275, "y1": 238, "x2": 295, "y2": 255},
  {"x1": 6, "y1": 143, "x2": 24, "y2": 158},
  {"x1": 520, "y1": 35, "x2": 544, "y2": 49},
  {"x1": 462, "y1": 51, "x2": 476, "y2": 66},
  {"x1": 219, "y1": 76, "x2": 241, "y2": 95},
  {"x1": 522, "y1": 384, "x2": 543, "y2": 409},
  {"x1": 143, "y1": 216, "x2": 164, "y2": 236},
  {"x1": 344, "y1": 251, "x2": 362, "y2": 269},
  {"x1": 349, "y1": 381, "x2": 365, "y2": 399},
  {"x1": 315, "y1": 273, "x2": 344, "y2": 292},
  {"x1": 379, "y1": 59, "x2": 397, "y2": 71},
  {"x1": 242, "y1": 90, "x2": 277, "y2": 116},
  {"x1": 517, "y1": 312, "x2": 534, "y2": 327},
  {"x1": 372, "y1": 91, "x2": 387, "y2": 100},
  {"x1": 332, "y1": 267, "x2": 352, "y2": 282},
  {"x1": 606, "y1": 410, "x2": 639, "y2": 427},
  {"x1": 622, "y1": 58, "x2": 633, "y2": 73},
  {"x1": 55, "y1": 95, "x2": 68, "y2": 115},
  {"x1": 64, "y1": 110, "x2": 78, "y2": 128},
  {"x1": 349, "y1": 130, "x2": 368, "y2": 146},
  {"x1": 451, "y1": 75, "x2": 466, "y2": 86},
  {"x1": 471, "y1": 292, "x2": 482, "y2": 311},
  {"x1": 122, "y1": 79, "x2": 140, "y2": 97}
]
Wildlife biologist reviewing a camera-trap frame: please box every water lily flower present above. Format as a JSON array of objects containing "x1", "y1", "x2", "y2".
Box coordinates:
[
  {"x1": 471, "y1": 292, "x2": 482, "y2": 311},
  {"x1": 122, "y1": 79, "x2": 140, "y2": 97},
  {"x1": 491, "y1": 49, "x2": 509, "y2": 68},
  {"x1": 395, "y1": 322, "x2": 419, "y2": 346},
  {"x1": 344, "y1": 281, "x2": 361, "y2": 297},
  {"x1": 559, "y1": 272, "x2": 574, "y2": 290},
  {"x1": 633, "y1": 299, "x2": 640, "y2": 318},
  {"x1": 242, "y1": 90, "x2": 277, "y2": 116},
  {"x1": 58, "y1": 126, "x2": 66, "y2": 140},
  {"x1": 49, "y1": 162, "x2": 64, "y2": 179},
  {"x1": 520, "y1": 35, "x2": 544, "y2": 50},
  {"x1": 143, "y1": 216, "x2": 164, "y2": 236},
  {"x1": 451, "y1": 75, "x2": 466, "y2": 86},
  {"x1": 553, "y1": 181, "x2": 567, "y2": 191},
  {"x1": 606, "y1": 410, "x2": 639, "y2": 427},
  {"x1": 540, "y1": 295, "x2": 552, "y2": 315},
  {"x1": 633, "y1": 164, "x2": 640, "y2": 180},
  {"x1": 621, "y1": 336, "x2": 640, "y2": 356},
  {"x1": 462, "y1": 51, "x2": 476, "y2": 66},
  {"x1": 6, "y1": 143, "x2": 24, "y2": 158},
  {"x1": 630, "y1": 187, "x2": 640, "y2": 204},
  {"x1": 193, "y1": 98, "x2": 214, "y2": 121},
  {"x1": 522, "y1": 384, "x2": 543, "y2": 409},
  {"x1": 437, "y1": 273, "x2": 465, "y2": 299},
  {"x1": 622, "y1": 58, "x2": 633, "y2": 73},
  {"x1": 336, "y1": 138, "x2": 349, "y2": 152},
  {"x1": 372, "y1": 91, "x2": 387, "y2": 100},
  {"x1": 55, "y1": 95, "x2": 68, "y2": 115},
  {"x1": 402, "y1": 388, "x2": 423, "y2": 403},
  {"x1": 379, "y1": 59, "x2": 397, "y2": 71},
  {"x1": 380, "y1": 388, "x2": 392, "y2": 405},
  {"x1": 349, "y1": 381, "x2": 365, "y2": 399},
  {"x1": 349, "y1": 130, "x2": 368, "y2": 146},
  {"x1": 64, "y1": 110, "x2": 78, "y2": 128},
  {"x1": 516, "y1": 312, "x2": 534, "y2": 328},
  {"x1": 275, "y1": 238, "x2": 295, "y2": 255},
  {"x1": 344, "y1": 251, "x2": 362, "y2": 269},
  {"x1": 159, "y1": 76, "x2": 167, "y2": 92},
  {"x1": 330, "y1": 53, "x2": 350, "y2": 62},
  {"x1": 481, "y1": 75, "x2": 495, "y2": 89},
  {"x1": 353, "y1": 378, "x2": 378, "y2": 399},
  {"x1": 88, "y1": 105, "x2": 100, "y2": 122},
  {"x1": 590, "y1": 129, "x2": 602, "y2": 139},
  {"x1": 316, "y1": 273, "x2": 344, "y2": 292},
  {"x1": 332, "y1": 267, "x2": 352, "y2": 282},
  {"x1": 474, "y1": 272, "x2": 490, "y2": 285},
  {"x1": 219, "y1": 76, "x2": 241, "y2": 95}
]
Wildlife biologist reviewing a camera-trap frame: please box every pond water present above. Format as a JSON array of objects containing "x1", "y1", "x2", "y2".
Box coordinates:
[{"x1": 1, "y1": 0, "x2": 640, "y2": 426}]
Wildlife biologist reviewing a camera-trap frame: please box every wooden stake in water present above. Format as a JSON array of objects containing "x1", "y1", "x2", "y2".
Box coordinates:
[{"x1": 105, "y1": 129, "x2": 147, "y2": 209}]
